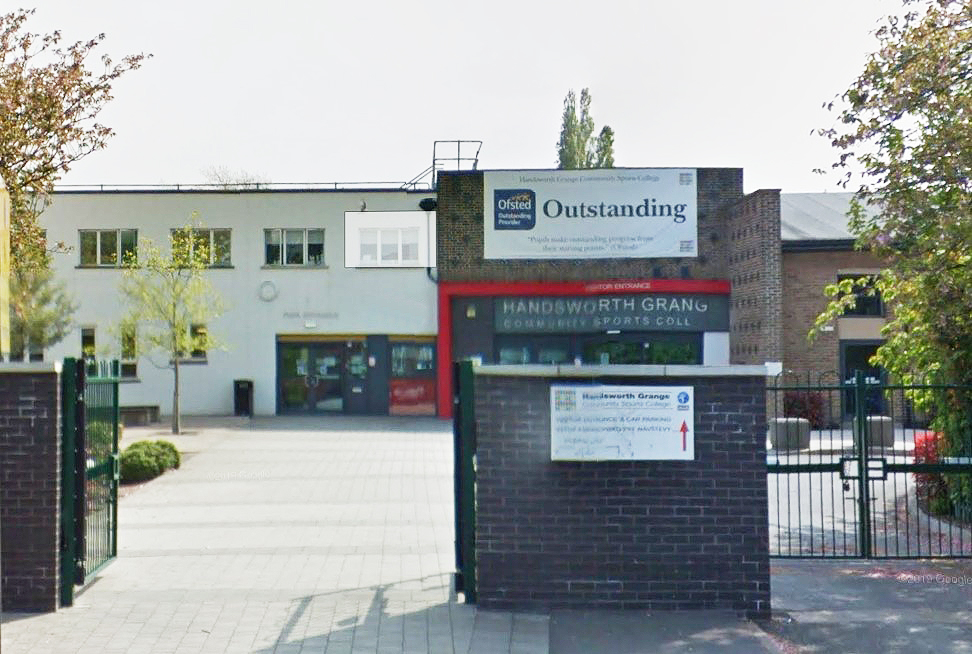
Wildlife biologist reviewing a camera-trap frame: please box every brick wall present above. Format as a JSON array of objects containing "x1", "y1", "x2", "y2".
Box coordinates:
[
  {"x1": 0, "y1": 366, "x2": 62, "y2": 612},
  {"x1": 436, "y1": 168, "x2": 743, "y2": 283},
  {"x1": 782, "y1": 249, "x2": 885, "y2": 380},
  {"x1": 727, "y1": 189, "x2": 783, "y2": 364},
  {"x1": 472, "y1": 370, "x2": 770, "y2": 617}
]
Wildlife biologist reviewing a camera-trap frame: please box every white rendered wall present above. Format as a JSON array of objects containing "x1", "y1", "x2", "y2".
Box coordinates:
[
  {"x1": 702, "y1": 332, "x2": 730, "y2": 365},
  {"x1": 41, "y1": 190, "x2": 438, "y2": 416}
]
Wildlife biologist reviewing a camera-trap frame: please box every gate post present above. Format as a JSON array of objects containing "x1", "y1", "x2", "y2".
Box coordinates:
[
  {"x1": 59, "y1": 358, "x2": 86, "y2": 607},
  {"x1": 853, "y1": 370, "x2": 872, "y2": 558},
  {"x1": 453, "y1": 360, "x2": 476, "y2": 602}
]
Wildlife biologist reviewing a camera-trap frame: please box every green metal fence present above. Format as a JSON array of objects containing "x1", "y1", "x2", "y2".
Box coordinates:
[
  {"x1": 768, "y1": 371, "x2": 972, "y2": 558},
  {"x1": 60, "y1": 358, "x2": 120, "y2": 606}
]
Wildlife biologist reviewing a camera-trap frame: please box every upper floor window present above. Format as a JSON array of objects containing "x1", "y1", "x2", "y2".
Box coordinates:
[
  {"x1": 838, "y1": 275, "x2": 884, "y2": 317},
  {"x1": 171, "y1": 228, "x2": 231, "y2": 267},
  {"x1": 359, "y1": 227, "x2": 420, "y2": 266},
  {"x1": 264, "y1": 228, "x2": 324, "y2": 267},
  {"x1": 79, "y1": 229, "x2": 137, "y2": 267},
  {"x1": 344, "y1": 211, "x2": 435, "y2": 268}
]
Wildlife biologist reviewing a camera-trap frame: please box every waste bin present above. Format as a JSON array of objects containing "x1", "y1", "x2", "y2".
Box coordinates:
[{"x1": 234, "y1": 379, "x2": 253, "y2": 416}]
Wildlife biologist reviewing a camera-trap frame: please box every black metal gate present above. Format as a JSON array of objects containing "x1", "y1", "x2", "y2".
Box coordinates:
[
  {"x1": 768, "y1": 371, "x2": 972, "y2": 558},
  {"x1": 60, "y1": 358, "x2": 120, "y2": 606}
]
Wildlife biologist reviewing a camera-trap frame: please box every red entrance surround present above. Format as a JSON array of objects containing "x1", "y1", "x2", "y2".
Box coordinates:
[{"x1": 435, "y1": 279, "x2": 731, "y2": 417}]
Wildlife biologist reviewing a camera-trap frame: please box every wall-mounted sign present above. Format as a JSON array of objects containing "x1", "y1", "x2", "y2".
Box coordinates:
[
  {"x1": 496, "y1": 294, "x2": 728, "y2": 333},
  {"x1": 551, "y1": 384, "x2": 694, "y2": 461},
  {"x1": 484, "y1": 169, "x2": 697, "y2": 259}
]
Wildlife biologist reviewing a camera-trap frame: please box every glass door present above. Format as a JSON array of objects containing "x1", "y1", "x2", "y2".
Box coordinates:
[
  {"x1": 841, "y1": 341, "x2": 885, "y2": 417},
  {"x1": 310, "y1": 344, "x2": 344, "y2": 412},
  {"x1": 279, "y1": 344, "x2": 312, "y2": 411},
  {"x1": 278, "y1": 342, "x2": 346, "y2": 413}
]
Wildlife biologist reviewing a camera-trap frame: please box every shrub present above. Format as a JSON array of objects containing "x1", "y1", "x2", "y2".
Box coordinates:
[
  {"x1": 120, "y1": 446, "x2": 163, "y2": 483},
  {"x1": 152, "y1": 440, "x2": 181, "y2": 470},
  {"x1": 914, "y1": 431, "x2": 947, "y2": 506},
  {"x1": 783, "y1": 391, "x2": 825, "y2": 428},
  {"x1": 120, "y1": 439, "x2": 180, "y2": 484}
]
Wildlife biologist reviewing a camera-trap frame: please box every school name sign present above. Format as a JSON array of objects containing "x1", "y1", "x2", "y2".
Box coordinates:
[
  {"x1": 550, "y1": 384, "x2": 695, "y2": 461},
  {"x1": 484, "y1": 169, "x2": 698, "y2": 259}
]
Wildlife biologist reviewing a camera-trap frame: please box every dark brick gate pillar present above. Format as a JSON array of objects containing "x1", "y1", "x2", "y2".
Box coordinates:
[
  {"x1": 0, "y1": 364, "x2": 62, "y2": 612},
  {"x1": 471, "y1": 365, "x2": 771, "y2": 618}
]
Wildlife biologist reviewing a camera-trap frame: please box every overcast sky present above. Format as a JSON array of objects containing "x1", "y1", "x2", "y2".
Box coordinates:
[{"x1": 28, "y1": 0, "x2": 901, "y2": 193}]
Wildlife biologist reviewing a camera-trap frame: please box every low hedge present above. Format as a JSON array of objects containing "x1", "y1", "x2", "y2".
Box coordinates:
[{"x1": 120, "y1": 439, "x2": 181, "y2": 483}]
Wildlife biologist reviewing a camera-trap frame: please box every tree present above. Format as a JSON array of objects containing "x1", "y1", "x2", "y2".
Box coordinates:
[
  {"x1": 556, "y1": 88, "x2": 615, "y2": 169},
  {"x1": 813, "y1": 1, "x2": 972, "y2": 517},
  {"x1": 202, "y1": 165, "x2": 270, "y2": 189},
  {"x1": 9, "y1": 265, "x2": 76, "y2": 360},
  {"x1": 118, "y1": 220, "x2": 226, "y2": 434},
  {"x1": 0, "y1": 8, "x2": 148, "y2": 270}
]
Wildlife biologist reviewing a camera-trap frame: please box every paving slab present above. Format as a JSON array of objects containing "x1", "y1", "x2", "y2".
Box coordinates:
[
  {"x1": 549, "y1": 610, "x2": 780, "y2": 654},
  {"x1": 7, "y1": 415, "x2": 972, "y2": 653},
  {"x1": 1, "y1": 415, "x2": 549, "y2": 654}
]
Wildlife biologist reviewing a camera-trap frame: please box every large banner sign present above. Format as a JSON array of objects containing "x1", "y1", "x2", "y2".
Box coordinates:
[
  {"x1": 484, "y1": 169, "x2": 697, "y2": 259},
  {"x1": 551, "y1": 384, "x2": 695, "y2": 461}
]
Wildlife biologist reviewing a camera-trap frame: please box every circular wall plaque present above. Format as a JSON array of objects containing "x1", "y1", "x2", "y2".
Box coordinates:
[{"x1": 258, "y1": 281, "x2": 278, "y2": 302}]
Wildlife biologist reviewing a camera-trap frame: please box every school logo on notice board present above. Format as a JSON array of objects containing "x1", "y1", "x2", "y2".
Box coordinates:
[{"x1": 494, "y1": 189, "x2": 536, "y2": 230}]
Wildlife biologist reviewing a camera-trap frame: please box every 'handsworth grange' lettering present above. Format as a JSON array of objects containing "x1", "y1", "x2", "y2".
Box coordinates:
[
  {"x1": 542, "y1": 197, "x2": 688, "y2": 223},
  {"x1": 502, "y1": 297, "x2": 709, "y2": 316}
]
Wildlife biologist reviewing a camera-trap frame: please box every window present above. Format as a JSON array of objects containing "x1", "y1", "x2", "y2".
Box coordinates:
[
  {"x1": 359, "y1": 227, "x2": 421, "y2": 266},
  {"x1": 391, "y1": 343, "x2": 435, "y2": 377},
  {"x1": 838, "y1": 275, "x2": 884, "y2": 317},
  {"x1": 189, "y1": 324, "x2": 208, "y2": 360},
  {"x1": 171, "y1": 228, "x2": 231, "y2": 266},
  {"x1": 344, "y1": 211, "x2": 434, "y2": 268},
  {"x1": 121, "y1": 326, "x2": 137, "y2": 378},
  {"x1": 81, "y1": 327, "x2": 96, "y2": 360},
  {"x1": 264, "y1": 229, "x2": 325, "y2": 267},
  {"x1": 359, "y1": 229, "x2": 378, "y2": 263},
  {"x1": 79, "y1": 230, "x2": 137, "y2": 266}
]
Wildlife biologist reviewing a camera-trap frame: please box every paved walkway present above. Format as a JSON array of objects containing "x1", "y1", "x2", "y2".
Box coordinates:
[
  {"x1": 2, "y1": 416, "x2": 547, "y2": 654},
  {"x1": 5, "y1": 416, "x2": 972, "y2": 653}
]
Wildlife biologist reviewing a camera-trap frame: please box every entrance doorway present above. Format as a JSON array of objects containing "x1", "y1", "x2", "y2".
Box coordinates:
[
  {"x1": 840, "y1": 340, "x2": 885, "y2": 416},
  {"x1": 277, "y1": 340, "x2": 367, "y2": 413}
]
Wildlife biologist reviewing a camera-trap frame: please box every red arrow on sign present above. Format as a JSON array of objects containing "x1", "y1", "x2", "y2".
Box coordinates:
[{"x1": 680, "y1": 421, "x2": 688, "y2": 451}]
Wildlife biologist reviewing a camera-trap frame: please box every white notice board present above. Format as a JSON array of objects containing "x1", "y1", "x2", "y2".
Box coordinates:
[{"x1": 550, "y1": 385, "x2": 694, "y2": 461}]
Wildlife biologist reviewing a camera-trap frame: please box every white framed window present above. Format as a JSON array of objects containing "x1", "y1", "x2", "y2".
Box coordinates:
[
  {"x1": 345, "y1": 212, "x2": 434, "y2": 268},
  {"x1": 81, "y1": 327, "x2": 96, "y2": 360},
  {"x1": 121, "y1": 326, "x2": 137, "y2": 378},
  {"x1": 264, "y1": 228, "x2": 324, "y2": 267},
  {"x1": 189, "y1": 324, "x2": 208, "y2": 360},
  {"x1": 79, "y1": 229, "x2": 137, "y2": 267},
  {"x1": 170, "y1": 228, "x2": 231, "y2": 266}
]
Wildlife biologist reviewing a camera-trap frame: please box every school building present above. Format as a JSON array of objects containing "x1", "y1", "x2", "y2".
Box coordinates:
[{"x1": 35, "y1": 162, "x2": 881, "y2": 420}]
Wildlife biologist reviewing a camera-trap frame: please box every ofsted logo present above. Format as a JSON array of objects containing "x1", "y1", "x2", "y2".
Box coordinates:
[{"x1": 494, "y1": 189, "x2": 536, "y2": 230}]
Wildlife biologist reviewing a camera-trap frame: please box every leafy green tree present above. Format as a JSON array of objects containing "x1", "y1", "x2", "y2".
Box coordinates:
[
  {"x1": 556, "y1": 88, "x2": 615, "y2": 169},
  {"x1": 0, "y1": 9, "x2": 147, "y2": 360},
  {"x1": 813, "y1": 0, "x2": 972, "y2": 517},
  {"x1": 118, "y1": 221, "x2": 226, "y2": 434},
  {"x1": 9, "y1": 265, "x2": 76, "y2": 360},
  {"x1": 0, "y1": 8, "x2": 149, "y2": 269}
]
